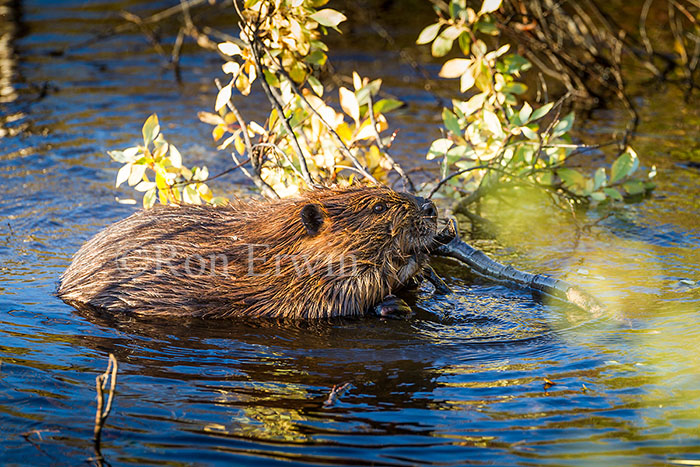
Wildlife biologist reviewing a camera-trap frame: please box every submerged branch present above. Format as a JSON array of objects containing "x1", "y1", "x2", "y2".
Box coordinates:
[
  {"x1": 431, "y1": 219, "x2": 606, "y2": 316},
  {"x1": 94, "y1": 354, "x2": 118, "y2": 445}
]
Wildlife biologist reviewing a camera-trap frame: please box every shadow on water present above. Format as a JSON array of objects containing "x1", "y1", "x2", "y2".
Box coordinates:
[{"x1": 1, "y1": 0, "x2": 700, "y2": 465}]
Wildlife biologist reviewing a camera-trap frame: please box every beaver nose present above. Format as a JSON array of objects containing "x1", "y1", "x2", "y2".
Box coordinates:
[{"x1": 421, "y1": 200, "x2": 437, "y2": 218}]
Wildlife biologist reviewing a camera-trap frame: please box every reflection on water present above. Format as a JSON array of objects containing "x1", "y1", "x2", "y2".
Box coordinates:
[{"x1": 1, "y1": 1, "x2": 699, "y2": 465}]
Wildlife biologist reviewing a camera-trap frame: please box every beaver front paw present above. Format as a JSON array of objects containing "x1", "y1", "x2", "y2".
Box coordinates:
[{"x1": 374, "y1": 295, "x2": 412, "y2": 319}]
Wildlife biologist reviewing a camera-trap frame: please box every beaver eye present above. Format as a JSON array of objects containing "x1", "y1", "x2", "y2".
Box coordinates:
[{"x1": 372, "y1": 202, "x2": 388, "y2": 214}]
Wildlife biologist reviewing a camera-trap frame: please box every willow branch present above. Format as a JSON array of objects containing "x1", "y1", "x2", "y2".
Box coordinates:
[
  {"x1": 248, "y1": 42, "x2": 315, "y2": 186},
  {"x1": 214, "y1": 78, "x2": 279, "y2": 199},
  {"x1": 263, "y1": 52, "x2": 379, "y2": 184},
  {"x1": 366, "y1": 92, "x2": 415, "y2": 192}
]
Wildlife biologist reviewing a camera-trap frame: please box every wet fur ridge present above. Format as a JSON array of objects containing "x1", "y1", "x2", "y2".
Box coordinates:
[{"x1": 58, "y1": 186, "x2": 438, "y2": 319}]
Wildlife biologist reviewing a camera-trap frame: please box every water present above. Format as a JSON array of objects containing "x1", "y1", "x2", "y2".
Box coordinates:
[{"x1": 1, "y1": 1, "x2": 700, "y2": 465}]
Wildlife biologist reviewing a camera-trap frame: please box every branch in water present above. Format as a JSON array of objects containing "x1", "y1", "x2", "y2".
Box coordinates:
[{"x1": 431, "y1": 219, "x2": 605, "y2": 316}]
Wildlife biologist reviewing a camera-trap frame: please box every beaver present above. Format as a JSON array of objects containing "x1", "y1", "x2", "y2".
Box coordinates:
[{"x1": 58, "y1": 186, "x2": 439, "y2": 319}]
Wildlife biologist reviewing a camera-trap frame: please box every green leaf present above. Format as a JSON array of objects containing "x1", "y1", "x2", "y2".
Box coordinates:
[
  {"x1": 471, "y1": 40, "x2": 487, "y2": 57},
  {"x1": 143, "y1": 187, "x2": 157, "y2": 209},
  {"x1": 116, "y1": 164, "x2": 131, "y2": 188},
  {"x1": 622, "y1": 179, "x2": 646, "y2": 195},
  {"x1": 610, "y1": 147, "x2": 639, "y2": 184},
  {"x1": 458, "y1": 33, "x2": 471, "y2": 54},
  {"x1": 288, "y1": 61, "x2": 307, "y2": 84},
  {"x1": 303, "y1": 50, "x2": 327, "y2": 67},
  {"x1": 439, "y1": 58, "x2": 471, "y2": 78},
  {"x1": 590, "y1": 191, "x2": 607, "y2": 202},
  {"x1": 142, "y1": 114, "x2": 160, "y2": 147},
  {"x1": 183, "y1": 185, "x2": 200, "y2": 205},
  {"x1": 442, "y1": 108, "x2": 462, "y2": 135},
  {"x1": 558, "y1": 168, "x2": 585, "y2": 189},
  {"x1": 482, "y1": 109, "x2": 503, "y2": 137},
  {"x1": 218, "y1": 41, "x2": 243, "y2": 56},
  {"x1": 307, "y1": 75, "x2": 323, "y2": 96},
  {"x1": 193, "y1": 166, "x2": 209, "y2": 182},
  {"x1": 593, "y1": 167, "x2": 607, "y2": 190},
  {"x1": 134, "y1": 180, "x2": 156, "y2": 192},
  {"x1": 474, "y1": 20, "x2": 499, "y2": 35},
  {"x1": 460, "y1": 72, "x2": 475, "y2": 93},
  {"x1": 263, "y1": 69, "x2": 280, "y2": 88},
  {"x1": 109, "y1": 150, "x2": 128, "y2": 163},
  {"x1": 519, "y1": 102, "x2": 532, "y2": 124},
  {"x1": 310, "y1": 9, "x2": 347, "y2": 29},
  {"x1": 373, "y1": 98, "x2": 403, "y2": 114},
  {"x1": 603, "y1": 187, "x2": 623, "y2": 201},
  {"x1": 354, "y1": 79, "x2": 382, "y2": 106},
  {"x1": 446, "y1": 145, "x2": 476, "y2": 164},
  {"x1": 502, "y1": 82, "x2": 527, "y2": 94},
  {"x1": 432, "y1": 33, "x2": 454, "y2": 57},
  {"x1": 427, "y1": 138, "x2": 454, "y2": 160},
  {"x1": 521, "y1": 125, "x2": 538, "y2": 140},
  {"x1": 552, "y1": 111, "x2": 574, "y2": 138},
  {"x1": 496, "y1": 53, "x2": 531, "y2": 73},
  {"x1": 530, "y1": 102, "x2": 554, "y2": 121},
  {"x1": 416, "y1": 22, "x2": 441, "y2": 45}
]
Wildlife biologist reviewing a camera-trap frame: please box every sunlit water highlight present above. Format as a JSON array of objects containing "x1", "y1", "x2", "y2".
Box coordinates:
[{"x1": 1, "y1": 1, "x2": 699, "y2": 465}]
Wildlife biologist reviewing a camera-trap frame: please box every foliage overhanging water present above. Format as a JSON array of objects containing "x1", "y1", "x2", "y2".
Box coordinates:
[{"x1": 1, "y1": 1, "x2": 699, "y2": 465}]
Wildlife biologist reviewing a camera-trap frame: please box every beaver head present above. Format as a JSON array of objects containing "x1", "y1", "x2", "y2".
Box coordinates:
[
  {"x1": 297, "y1": 186, "x2": 438, "y2": 258},
  {"x1": 58, "y1": 186, "x2": 439, "y2": 319}
]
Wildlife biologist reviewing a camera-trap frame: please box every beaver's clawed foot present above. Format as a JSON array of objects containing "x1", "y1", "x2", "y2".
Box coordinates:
[{"x1": 374, "y1": 295, "x2": 413, "y2": 319}]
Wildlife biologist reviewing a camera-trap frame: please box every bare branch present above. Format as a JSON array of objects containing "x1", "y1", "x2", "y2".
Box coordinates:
[
  {"x1": 93, "y1": 354, "x2": 118, "y2": 445},
  {"x1": 366, "y1": 92, "x2": 416, "y2": 192},
  {"x1": 248, "y1": 41, "x2": 315, "y2": 186},
  {"x1": 214, "y1": 78, "x2": 279, "y2": 199}
]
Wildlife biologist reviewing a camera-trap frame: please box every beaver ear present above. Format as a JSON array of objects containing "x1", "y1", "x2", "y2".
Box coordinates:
[{"x1": 300, "y1": 203, "x2": 325, "y2": 236}]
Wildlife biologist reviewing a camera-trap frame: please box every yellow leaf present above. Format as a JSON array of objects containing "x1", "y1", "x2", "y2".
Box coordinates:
[
  {"x1": 236, "y1": 72, "x2": 251, "y2": 96},
  {"x1": 212, "y1": 124, "x2": 225, "y2": 141},
  {"x1": 215, "y1": 82, "x2": 232, "y2": 111},
  {"x1": 460, "y1": 72, "x2": 476, "y2": 92},
  {"x1": 155, "y1": 170, "x2": 169, "y2": 190},
  {"x1": 339, "y1": 87, "x2": 360, "y2": 126},
  {"x1": 440, "y1": 58, "x2": 472, "y2": 78},
  {"x1": 218, "y1": 41, "x2": 242, "y2": 56},
  {"x1": 335, "y1": 122, "x2": 353, "y2": 143},
  {"x1": 479, "y1": 0, "x2": 502, "y2": 14},
  {"x1": 352, "y1": 71, "x2": 362, "y2": 91},
  {"x1": 197, "y1": 183, "x2": 213, "y2": 202},
  {"x1": 222, "y1": 61, "x2": 240, "y2": 75},
  {"x1": 234, "y1": 135, "x2": 246, "y2": 155},
  {"x1": 217, "y1": 135, "x2": 236, "y2": 150},
  {"x1": 116, "y1": 164, "x2": 131, "y2": 188}
]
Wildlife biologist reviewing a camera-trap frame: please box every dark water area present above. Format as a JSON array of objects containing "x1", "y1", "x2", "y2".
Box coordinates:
[{"x1": 1, "y1": 1, "x2": 700, "y2": 465}]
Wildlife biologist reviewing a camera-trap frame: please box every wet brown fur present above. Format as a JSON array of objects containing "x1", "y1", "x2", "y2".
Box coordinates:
[{"x1": 58, "y1": 187, "x2": 438, "y2": 319}]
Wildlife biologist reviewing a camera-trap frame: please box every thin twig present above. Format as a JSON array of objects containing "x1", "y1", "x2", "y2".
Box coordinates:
[
  {"x1": 366, "y1": 92, "x2": 415, "y2": 192},
  {"x1": 639, "y1": 0, "x2": 655, "y2": 55},
  {"x1": 247, "y1": 37, "x2": 315, "y2": 185},
  {"x1": 94, "y1": 354, "x2": 118, "y2": 444},
  {"x1": 214, "y1": 78, "x2": 279, "y2": 199},
  {"x1": 263, "y1": 50, "x2": 379, "y2": 184},
  {"x1": 428, "y1": 165, "x2": 491, "y2": 199},
  {"x1": 171, "y1": 27, "x2": 185, "y2": 83},
  {"x1": 323, "y1": 383, "x2": 352, "y2": 408}
]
